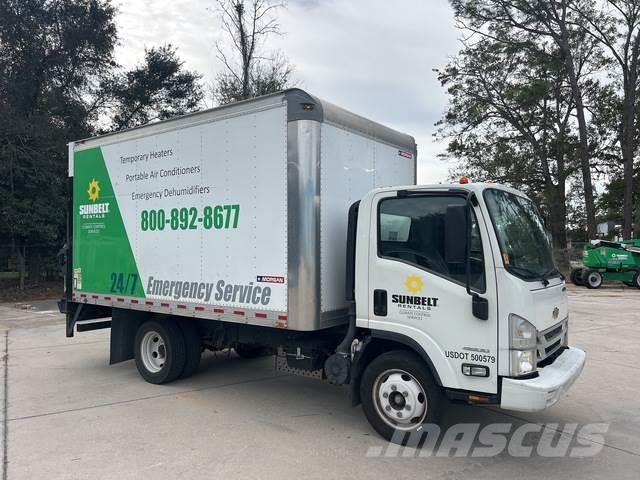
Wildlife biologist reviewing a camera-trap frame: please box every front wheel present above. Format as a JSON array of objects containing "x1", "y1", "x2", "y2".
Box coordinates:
[
  {"x1": 134, "y1": 319, "x2": 187, "y2": 384},
  {"x1": 360, "y1": 350, "x2": 443, "y2": 443},
  {"x1": 632, "y1": 271, "x2": 640, "y2": 289},
  {"x1": 584, "y1": 270, "x2": 603, "y2": 289}
]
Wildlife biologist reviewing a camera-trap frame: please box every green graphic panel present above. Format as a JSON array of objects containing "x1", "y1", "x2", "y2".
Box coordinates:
[{"x1": 73, "y1": 147, "x2": 145, "y2": 297}]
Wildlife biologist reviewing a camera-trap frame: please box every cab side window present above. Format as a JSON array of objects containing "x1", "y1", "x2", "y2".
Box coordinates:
[{"x1": 378, "y1": 195, "x2": 486, "y2": 291}]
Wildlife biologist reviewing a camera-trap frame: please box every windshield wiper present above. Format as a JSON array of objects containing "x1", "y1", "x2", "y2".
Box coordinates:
[
  {"x1": 507, "y1": 265, "x2": 551, "y2": 286},
  {"x1": 541, "y1": 267, "x2": 564, "y2": 282}
]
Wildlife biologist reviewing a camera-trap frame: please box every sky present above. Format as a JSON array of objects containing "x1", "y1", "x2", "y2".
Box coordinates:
[{"x1": 114, "y1": 0, "x2": 461, "y2": 183}]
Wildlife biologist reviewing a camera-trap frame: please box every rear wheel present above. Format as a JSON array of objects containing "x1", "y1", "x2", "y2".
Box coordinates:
[
  {"x1": 360, "y1": 350, "x2": 443, "y2": 443},
  {"x1": 570, "y1": 268, "x2": 584, "y2": 286},
  {"x1": 134, "y1": 319, "x2": 186, "y2": 384},
  {"x1": 585, "y1": 270, "x2": 603, "y2": 289}
]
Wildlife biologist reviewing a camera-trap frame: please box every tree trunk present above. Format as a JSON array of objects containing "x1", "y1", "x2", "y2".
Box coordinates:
[
  {"x1": 562, "y1": 47, "x2": 597, "y2": 238},
  {"x1": 547, "y1": 184, "x2": 569, "y2": 272},
  {"x1": 621, "y1": 80, "x2": 636, "y2": 239},
  {"x1": 234, "y1": 1, "x2": 251, "y2": 100},
  {"x1": 17, "y1": 242, "x2": 26, "y2": 290},
  {"x1": 634, "y1": 193, "x2": 640, "y2": 238}
]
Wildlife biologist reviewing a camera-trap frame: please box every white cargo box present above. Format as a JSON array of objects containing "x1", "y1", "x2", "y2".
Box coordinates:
[{"x1": 70, "y1": 89, "x2": 416, "y2": 330}]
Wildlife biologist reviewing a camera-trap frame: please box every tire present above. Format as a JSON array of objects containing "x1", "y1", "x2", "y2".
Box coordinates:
[
  {"x1": 234, "y1": 343, "x2": 267, "y2": 359},
  {"x1": 134, "y1": 319, "x2": 187, "y2": 384},
  {"x1": 633, "y1": 271, "x2": 640, "y2": 289},
  {"x1": 584, "y1": 270, "x2": 603, "y2": 289},
  {"x1": 178, "y1": 320, "x2": 202, "y2": 379},
  {"x1": 570, "y1": 268, "x2": 584, "y2": 286},
  {"x1": 360, "y1": 350, "x2": 444, "y2": 444}
]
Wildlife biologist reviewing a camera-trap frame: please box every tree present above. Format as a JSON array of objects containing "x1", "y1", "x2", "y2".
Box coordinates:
[
  {"x1": 0, "y1": 0, "x2": 118, "y2": 288},
  {"x1": 566, "y1": 179, "x2": 589, "y2": 242},
  {"x1": 451, "y1": 0, "x2": 600, "y2": 238},
  {"x1": 105, "y1": 45, "x2": 204, "y2": 130},
  {"x1": 598, "y1": 172, "x2": 640, "y2": 237},
  {"x1": 569, "y1": 0, "x2": 640, "y2": 239},
  {"x1": 212, "y1": 0, "x2": 294, "y2": 105},
  {"x1": 436, "y1": 36, "x2": 587, "y2": 255}
]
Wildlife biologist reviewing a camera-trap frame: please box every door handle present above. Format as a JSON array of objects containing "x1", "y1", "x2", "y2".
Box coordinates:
[{"x1": 373, "y1": 289, "x2": 387, "y2": 317}]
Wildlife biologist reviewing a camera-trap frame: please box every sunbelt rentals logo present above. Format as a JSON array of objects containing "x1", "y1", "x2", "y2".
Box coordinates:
[
  {"x1": 404, "y1": 274, "x2": 424, "y2": 293},
  {"x1": 391, "y1": 274, "x2": 440, "y2": 317},
  {"x1": 87, "y1": 178, "x2": 100, "y2": 201},
  {"x1": 79, "y1": 178, "x2": 111, "y2": 218}
]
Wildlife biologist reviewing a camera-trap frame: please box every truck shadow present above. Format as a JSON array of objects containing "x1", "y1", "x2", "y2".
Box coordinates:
[{"x1": 175, "y1": 351, "x2": 588, "y2": 454}]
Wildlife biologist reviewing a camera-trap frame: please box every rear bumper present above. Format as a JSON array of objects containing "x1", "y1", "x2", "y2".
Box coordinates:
[{"x1": 500, "y1": 347, "x2": 585, "y2": 412}]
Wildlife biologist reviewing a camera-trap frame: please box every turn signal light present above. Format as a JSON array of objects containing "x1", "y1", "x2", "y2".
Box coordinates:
[{"x1": 468, "y1": 394, "x2": 490, "y2": 402}]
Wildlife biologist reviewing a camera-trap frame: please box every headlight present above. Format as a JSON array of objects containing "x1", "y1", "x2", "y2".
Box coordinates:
[
  {"x1": 509, "y1": 314, "x2": 537, "y2": 349},
  {"x1": 509, "y1": 314, "x2": 537, "y2": 377},
  {"x1": 510, "y1": 349, "x2": 536, "y2": 376}
]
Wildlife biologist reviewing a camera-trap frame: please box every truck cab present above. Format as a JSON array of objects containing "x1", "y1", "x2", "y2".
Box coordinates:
[{"x1": 347, "y1": 182, "x2": 585, "y2": 440}]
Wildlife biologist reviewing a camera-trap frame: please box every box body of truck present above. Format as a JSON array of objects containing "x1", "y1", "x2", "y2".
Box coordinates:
[{"x1": 66, "y1": 89, "x2": 416, "y2": 331}]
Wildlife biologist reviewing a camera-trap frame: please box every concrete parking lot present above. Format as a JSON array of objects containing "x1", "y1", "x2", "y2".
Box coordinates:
[{"x1": 0, "y1": 286, "x2": 639, "y2": 479}]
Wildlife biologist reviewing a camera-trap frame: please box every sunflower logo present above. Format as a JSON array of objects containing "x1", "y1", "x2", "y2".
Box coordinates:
[
  {"x1": 87, "y1": 178, "x2": 100, "y2": 202},
  {"x1": 404, "y1": 275, "x2": 423, "y2": 294}
]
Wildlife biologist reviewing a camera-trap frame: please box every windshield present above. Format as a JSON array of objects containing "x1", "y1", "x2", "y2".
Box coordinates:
[{"x1": 483, "y1": 189, "x2": 556, "y2": 279}]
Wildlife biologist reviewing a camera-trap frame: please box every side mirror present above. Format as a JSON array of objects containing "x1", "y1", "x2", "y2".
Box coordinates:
[{"x1": 445, "y1": 204, "x2": 468, "y2": 264}]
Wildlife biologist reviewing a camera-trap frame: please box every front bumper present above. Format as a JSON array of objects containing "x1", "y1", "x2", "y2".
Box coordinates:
[{"x1": 500, "y1": 347, "x2": 586, "y2": 412}]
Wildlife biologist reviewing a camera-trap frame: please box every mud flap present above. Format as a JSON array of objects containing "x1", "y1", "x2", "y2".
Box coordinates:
[{"x1": 109, "y1": 309, "x2": 147, "y2": 365}]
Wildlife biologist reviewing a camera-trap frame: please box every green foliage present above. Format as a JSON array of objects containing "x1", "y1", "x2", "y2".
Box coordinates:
[
  {"x1": 446, "y1": 0, "x2": 640, "y2": 239},
  {"x1": 105, "y1": 45, "x2": 204, "y2": 130},
  {"x1": 436, "y1": 36, "x2": 583, "y2": 191},
  {"x1": 0, "y1": 0, "x2": 118, "y2": 272},
  {"x1": 598, "y1": 173, "x2": 640, "y2": 229}
]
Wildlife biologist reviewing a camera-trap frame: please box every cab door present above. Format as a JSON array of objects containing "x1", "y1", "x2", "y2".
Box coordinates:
[{"x1": 367, "y1": 190, "x2": 499, "y2": 393}]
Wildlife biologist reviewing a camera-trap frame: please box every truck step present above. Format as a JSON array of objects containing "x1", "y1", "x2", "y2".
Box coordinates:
[{"x1": 76, "y1": 320, "x2": 112, "y2": 332}]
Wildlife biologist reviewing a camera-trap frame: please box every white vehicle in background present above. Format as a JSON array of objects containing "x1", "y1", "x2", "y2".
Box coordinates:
[{"x1": 59, "y1": 89, "x2": 585, "y2": 442}]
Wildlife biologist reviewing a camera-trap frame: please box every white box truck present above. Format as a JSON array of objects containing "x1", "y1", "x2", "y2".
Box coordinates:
[{"x1": 59, "y1": 89, "x2": 585, "y2": 442}]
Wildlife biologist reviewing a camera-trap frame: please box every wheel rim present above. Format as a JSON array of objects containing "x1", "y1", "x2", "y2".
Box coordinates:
[
  {"x1": 140, "y1": 330, "x2": 166, "y2": 373},
  {"x1": 588, "y1": 272, "x2": 601, "y2": 287},
  {"x1": 372, "y1": 369, "x2": 428, "y2": 431}
]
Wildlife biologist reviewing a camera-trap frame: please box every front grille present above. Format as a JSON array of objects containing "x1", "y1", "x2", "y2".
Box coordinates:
[
  {"x1": 544, "y1": 325, "x2": 563, "y2": 341},
  {"x1": 544, "y1": 339, "x2": 561, "y2": 355},
  {"x1": 537, "y1": 318, "x2": 567, "y2": 365}
]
